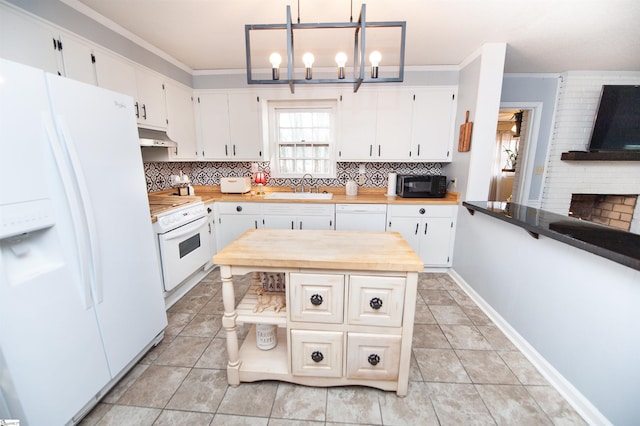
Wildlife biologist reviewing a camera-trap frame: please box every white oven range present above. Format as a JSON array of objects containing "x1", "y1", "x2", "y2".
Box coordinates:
[{"x1": 153, "y1": 201, "x2": 210, "y2": 306}]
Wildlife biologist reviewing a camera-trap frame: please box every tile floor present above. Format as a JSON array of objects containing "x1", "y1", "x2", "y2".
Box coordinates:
[{"x1": 81, "y1": 270, "x2": 586, "y2": 425}]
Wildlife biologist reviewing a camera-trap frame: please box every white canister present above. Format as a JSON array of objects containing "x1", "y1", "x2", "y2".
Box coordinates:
[
  {"x1": 346, "y1": 180, "x2": 358, "y2": 196},
  {"x1": 256, "y1": 323, "x2": 277, "y2": 350}
]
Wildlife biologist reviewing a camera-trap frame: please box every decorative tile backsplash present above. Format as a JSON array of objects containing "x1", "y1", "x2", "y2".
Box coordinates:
[{"x1": 144, "y1": 161, "x2": 443, "y2": 192}]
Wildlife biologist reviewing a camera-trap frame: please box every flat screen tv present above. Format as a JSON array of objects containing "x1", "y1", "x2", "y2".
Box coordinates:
[{"x1": 588, "y1": 85, "x2": 640, "y2": 152}]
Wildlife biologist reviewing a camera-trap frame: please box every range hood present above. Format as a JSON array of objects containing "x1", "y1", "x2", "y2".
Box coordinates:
[{"x1": 138, "y1": 128, "x2": 177, "y2": 148}]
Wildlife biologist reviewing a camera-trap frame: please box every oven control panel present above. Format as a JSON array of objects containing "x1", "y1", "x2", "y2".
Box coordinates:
[{"x1": 155, "y1": 202, "x2": 206, "y2": 233}]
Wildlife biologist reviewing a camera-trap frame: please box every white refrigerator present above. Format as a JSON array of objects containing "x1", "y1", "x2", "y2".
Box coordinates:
[{"x1": 0, "y1": 59, "x2": 168, "y2": 425}]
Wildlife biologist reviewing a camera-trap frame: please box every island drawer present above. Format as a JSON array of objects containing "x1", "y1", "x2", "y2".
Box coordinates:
[
  {"x1": 289, "y1": 273, "x2": 345, "y2": 324},
  {"x1": 291, "y1": 330, "x2": 343, "y2": 378},
  {"x1": 346, "y1": 332, "x2": 401, "y2": 381},
  {"x1": 347, "y1": 275, "x2": 406, "y2": 327}
]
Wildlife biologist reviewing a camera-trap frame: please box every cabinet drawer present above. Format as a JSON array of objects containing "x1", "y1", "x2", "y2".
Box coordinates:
[
  {"x1": 348, "y1": 275, "x2": 405, "y2": 327},
  {"x1": 291, "y1": 330, "x2": 343, "y2": 377},
  {"x1": 215, "y1": 202, "x2": 262, "y2": 215},
  {"x1": 387, "y1": 204, "x2": 454, "y2": 218},
  {"x1": 347, "y1": 333, "x2": 401, "y2": 381},
  {"x1": 290, "y1": 273, "x2": 344, "y2": 324}
]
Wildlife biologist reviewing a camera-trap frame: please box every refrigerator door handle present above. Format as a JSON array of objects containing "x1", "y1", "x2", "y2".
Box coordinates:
[
  {"x1": 43, "y1": 116, "x2": 94, "y2": 309},
  {"x1": 51, "y1": 115, "x2": 104, "y2": 305}
]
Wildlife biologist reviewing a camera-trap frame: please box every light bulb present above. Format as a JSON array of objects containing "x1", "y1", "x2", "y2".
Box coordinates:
[
  {"x1": 269, "y1": 52, "x2": 282, "y2": 80},
  {"x1": 369, "y1": 50, "x2": 382, "y2": 79},
  {"x1": 269, "y1": 52, "x2": 282, "y2": 68},
  {"x1": 369, "y1": 50, "x2": 382, "y2": 66},
  {"x1": 303, "y1": 52, "x2": 314, "y2": 80},
  {"x1": 302, "y1": 52, "x2": 315, "y2": 67},
  {"x1": 335, "y1": 52, "x2": 347, "y2": 79}
]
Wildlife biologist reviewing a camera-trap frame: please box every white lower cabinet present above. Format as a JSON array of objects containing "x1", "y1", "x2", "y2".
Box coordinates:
[
  {"x1": 262, "y1": 203, "x2": 334, "y2": 230},
  {"x1": 214, "y1": 202, "x2": 262, "y2": 251},
  {"x1": 386, "y1": 204, "x2": 457, "y2": 267}
]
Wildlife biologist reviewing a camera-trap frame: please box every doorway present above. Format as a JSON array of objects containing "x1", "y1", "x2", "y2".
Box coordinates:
[{"x1": 490, "y1": 102, "x2": 542, "y2": 204}]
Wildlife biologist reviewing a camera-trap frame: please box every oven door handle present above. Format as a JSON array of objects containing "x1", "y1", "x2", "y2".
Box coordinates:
[{"x1": 163, "y1": 216, "x2": 208, "y2": 240}]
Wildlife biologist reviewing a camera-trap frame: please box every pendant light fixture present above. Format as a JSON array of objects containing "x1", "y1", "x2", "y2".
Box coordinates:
[{"x1": 245, "y1": 3, "x2": 406, "y2": 93}]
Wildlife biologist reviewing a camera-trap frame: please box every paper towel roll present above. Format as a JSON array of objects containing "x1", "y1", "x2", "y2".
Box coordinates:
[{"x1": 387, "y1": 172, "x2": 397, "y2": 196}]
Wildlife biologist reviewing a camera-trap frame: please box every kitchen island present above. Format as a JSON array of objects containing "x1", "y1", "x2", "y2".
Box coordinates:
[{"x1": 213, "y1": 229, "x2": 424, "y2": 396}]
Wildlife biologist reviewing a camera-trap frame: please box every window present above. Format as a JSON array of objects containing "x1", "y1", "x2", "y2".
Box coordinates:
[{"x1": 268, "y1": 100, "x2": 337, "y2": 178}]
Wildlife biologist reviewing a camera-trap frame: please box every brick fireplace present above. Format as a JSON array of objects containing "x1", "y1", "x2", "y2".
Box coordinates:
[{"x1": 569, "y1": 194, "x2": 638, "y2": 231}]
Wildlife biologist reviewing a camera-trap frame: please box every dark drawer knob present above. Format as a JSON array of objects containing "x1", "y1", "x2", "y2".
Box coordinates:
[
  {"x1": 311, "y1": 351, "x2": 324, "y2": 363},
  {"x1": 369, "y1": 297, "x2": 383, "y2": 310},
  {"x1": 368, "y1": 354, "x2": 380, "y2": 366},
  {"x1": 419, "y1": 208, "x2": 426, "y2": 214},
  {"x1": 236, "y1": 205, "x2": 243, "y2": 212},
  {"x1": 310, "y1": 294, "x2": 323, "y2": 306}
]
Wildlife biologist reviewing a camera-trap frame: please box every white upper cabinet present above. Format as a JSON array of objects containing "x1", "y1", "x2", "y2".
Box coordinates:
[
  {"x1": 59, "y1": 35, "x2": 96, "y2": 85},
  {"x1": 337, "y1": 89, "x2": 378, "y2": 161},
  {"x1": 0, "y1": 5, "x2": 61, "y2": 75},
  {"x1": 94, "y1": 48, "x2": 167, "y2": 130},
  {"x1": 228, "y1": 92, "x2": 263, "y2": 160},
  {"x1": 409, "y1": 87, "x2": 457, "y2": 162},
  {"x1": 165, "y1": 81, "x2": 197, "y2": 160},
  {"x1": 135, "y1": 68, "x2": 168, "y2": 129},
  {"x1": 375, "y1": 90, "x2": 413, "y2": 161},
  {"x1": 94, "y1": 48, "x2": 137, "y2": 98},
  {"x1": 196, "y1": 91, "x2": 263, "y2": 161}
]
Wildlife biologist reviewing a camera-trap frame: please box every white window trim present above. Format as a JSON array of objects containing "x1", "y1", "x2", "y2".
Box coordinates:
[{"x1": 267, "y1": 99, "x2": 338, "y2": 179}]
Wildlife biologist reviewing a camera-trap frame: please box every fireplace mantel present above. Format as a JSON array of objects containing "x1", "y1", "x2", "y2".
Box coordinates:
[{"x1": 561, "y1": 151, "x2": 640, "y2": 161}]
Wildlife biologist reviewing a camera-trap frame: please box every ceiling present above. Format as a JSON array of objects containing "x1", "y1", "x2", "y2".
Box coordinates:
[{"x1": 70, "y1": 0, "x2": 640, "y2": 74}]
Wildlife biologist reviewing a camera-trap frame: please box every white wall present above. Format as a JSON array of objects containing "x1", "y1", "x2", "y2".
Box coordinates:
[
  {"x1": 452, "y1": 209, "x2": 640, "y2": 425},
  {"x1": 447, "y1": 43, "x2": 506, "y2": 201},
  {"x1": 541, "y1": 71, "x2": 640, "y2": 232}
]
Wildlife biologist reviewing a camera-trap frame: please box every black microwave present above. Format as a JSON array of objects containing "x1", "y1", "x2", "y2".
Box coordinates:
[{"x1": 396, "y1": 175, "x2": 447, "y2": 198}]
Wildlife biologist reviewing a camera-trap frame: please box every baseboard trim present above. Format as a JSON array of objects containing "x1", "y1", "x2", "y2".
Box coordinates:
[{"x1": 448, "y1": 269, "x2": 612, "y2": 426}]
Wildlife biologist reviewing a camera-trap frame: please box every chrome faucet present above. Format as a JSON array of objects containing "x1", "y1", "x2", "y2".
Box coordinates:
[{"x1": 300, "y1": 173, "x2": 314, "y2": 193}]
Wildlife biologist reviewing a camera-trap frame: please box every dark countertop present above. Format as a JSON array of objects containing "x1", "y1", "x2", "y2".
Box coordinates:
[{"x1": 463, "y1": 201, "x2": 640, "y2": 272}]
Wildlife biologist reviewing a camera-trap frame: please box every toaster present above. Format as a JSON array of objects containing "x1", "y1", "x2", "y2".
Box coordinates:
[{"x1": 220, "y1": 177, "x2": 252, "y2": 193}]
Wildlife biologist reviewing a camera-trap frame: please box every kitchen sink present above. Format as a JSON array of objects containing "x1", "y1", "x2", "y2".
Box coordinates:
[{"x1": 265, "y1": 192, "x2": 334, "y2": 200}]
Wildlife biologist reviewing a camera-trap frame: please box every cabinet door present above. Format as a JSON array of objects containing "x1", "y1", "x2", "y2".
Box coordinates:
[
  {"x1": 375, "y1": 90, "x2": 412, "y2": 160},
  {"x1": 411, "y1": 87, "x2": 457, "y2": 162},
  {"x1": 346, "y1": 333, "x2": 401, "y2": 381},
  {"x1": 60, "y1": 35, "x2": 96, "y2": 85},
  {"x1": 291, "y1": 330, "x2": 343, "y2": 377},
  {"x1": 337, "y1": 89, "x2": 378, "y2": 161},
  {"x1": 166, "y1": 81, "x2": 198, "y2": 160},
  {"x1": 228, "y1": 92, "x2": 263, "y2": 160},
  {"x1": 94, "y1": 48, "x2": 137, "y2": 99},
  {"x1": 289, "y1": 273, "x2": 344, "y2": 324},
  {"x1": 263, "y1": 215, "x2": 296, "y2": 229},
  {"x1": 135, "y1": 68, "x2": 167, "y2": 129},
  {"x1": 0, "y1": 6, "x2": 60, "y2": 74},
  {"x1": 197, "y1": 93, "x2": 231, "y2": 160},
  {"x1": 419, "y1": 217, "x2": 454, "y2": 266},
  {"x1": 215, "y1": 214, "x2": 260, "y2": 251},
  {"x1": 387, "y1": 216, "x2": 421, "y2": 257},
  {"x1": 298, "y1": 215, "x2": 334, "y2": 230}
]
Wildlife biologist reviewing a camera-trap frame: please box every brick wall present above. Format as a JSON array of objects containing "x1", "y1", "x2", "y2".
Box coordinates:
[
  {"x1": 569, "y1": 194, "x2": 638, "y2": 231},
  {"x1": 541, "y1": 71, "x2": 640, "y2": 233}
]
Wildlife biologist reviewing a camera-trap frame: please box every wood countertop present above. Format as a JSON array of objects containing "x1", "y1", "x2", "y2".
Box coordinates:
[
  {"x1": 150, "y1": 185, "x2": 460, "y2": 205},
  {"x1": 213, "y1": 229, "x2": 425, "y2": 272}
]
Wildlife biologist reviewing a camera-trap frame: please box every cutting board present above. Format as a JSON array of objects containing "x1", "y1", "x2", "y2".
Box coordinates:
[{"x1": 458, "y1": 110, "x2": 473, "y2": 152}]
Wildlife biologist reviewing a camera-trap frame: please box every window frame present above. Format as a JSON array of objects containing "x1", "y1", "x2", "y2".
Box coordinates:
[{"x1": 266, "y1": 99, "x2": 338, "y2": 179}]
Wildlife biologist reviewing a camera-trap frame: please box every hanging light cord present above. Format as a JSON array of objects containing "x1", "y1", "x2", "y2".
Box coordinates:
[
  {"x1": 297, "y1": 0, "x2": 301, "y2": 23},
  {"x1": 350, "y1": 0, "x2": 353, "y2": 22}
]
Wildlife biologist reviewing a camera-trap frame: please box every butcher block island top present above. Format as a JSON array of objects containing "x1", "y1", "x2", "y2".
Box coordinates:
[
  {"x1": 215, "y1": 229, "x2": 423, "y2": 396},
  {"x1": 213, "y1": 229, "x2": 424, "y2": 272}
]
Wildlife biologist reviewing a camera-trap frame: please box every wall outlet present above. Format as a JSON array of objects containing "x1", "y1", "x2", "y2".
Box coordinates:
[
  {"x1": 359, "y1": 164, "x2": 366, "y2": 174},
  {"x1": 451, "y1": 177, "x2": 457, "y2": 189},
  {"x1": 534, "y1": 166, "x2": 545, "y2": 175},
  {"x1": 359, "y1": 174, "x2": 365, "y2": 185},
  {"x1": 251, "y1": 162, "x2": 259, "y2": 173}
]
